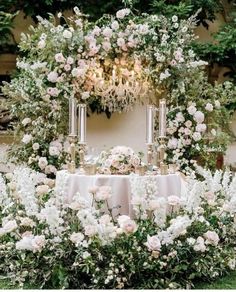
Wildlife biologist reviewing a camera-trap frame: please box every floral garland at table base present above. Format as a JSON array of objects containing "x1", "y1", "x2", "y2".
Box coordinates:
[{"x1": 0, "y1": 167, "x2": 236, "y2": 289}]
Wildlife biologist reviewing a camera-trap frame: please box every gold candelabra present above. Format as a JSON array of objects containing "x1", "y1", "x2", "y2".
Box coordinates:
[
  {"x1": 68, "y1": 134, "x2": 77, "y2": 174},
  {"x1": 146, "y1": 143, "x2": 154, "y2": 171},
  {"x1": 78, "y1": 142, "x2": 86, "y2": 174},
  {"x1": 158, "y1": 137, "x2": 168, "y2": 175}
]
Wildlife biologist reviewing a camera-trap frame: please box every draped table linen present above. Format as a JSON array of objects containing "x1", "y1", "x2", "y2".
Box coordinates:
[{"x1": 55, "y1": 170, "x2": 185, "y2": 217}]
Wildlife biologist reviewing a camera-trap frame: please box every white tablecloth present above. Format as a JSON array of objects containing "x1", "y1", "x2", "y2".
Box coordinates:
[{"x1": 55, "y1": 170, "x2": 185, "y2": 217}]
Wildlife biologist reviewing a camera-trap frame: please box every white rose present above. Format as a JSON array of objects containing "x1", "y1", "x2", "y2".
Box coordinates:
[
  {"x1": 185, "y1": 120, "x2": 192, "y2": 128},
  {"x1": 187, "y1": 105, "x2": 197, "y2": 115},
  {"x1": 196, "y1": 123, "x2": 207, "y2": 133},
  {"x1": 117, "y1": 215, "x2": 137, "y2": 234},
  {"x1": 116, "y1": 8, "x2": 130, "y2": 19},
  {"x1": 122, "y1": 219, "x2": 137, "y2": 234},
  {"x1": 47, "y1": 71, "x2": 58, "y2": 83},
  {"x1": 102, "y1": 41, "x2": 111, "y2": 52},
  {"x1": 38, "y1": 157, "x2": 48, "y2": 170},
  {"x1": 36, "y1": 184, "x2": 50, "y2": 196},
  {"x1": 43, "y1": 178, "x2": 55, "y2": 188},
  {"x1": 2, "y1": 220, "x2": 17, "y2": 233},
  {"x1": 22, "y1": 118, "x2": 31, "y2": 126},
  {"x1": 192, "y1": 132, "x2": 202, "y2": 142},
  {"x1": 44, "y1": 165, "x2": 57, "y2": 174},
  {"x1": 63, "y1": 29, "x2": 72, "y2": 39},
  {"x1": 95, "y1": 186, "x2": 112, "y2": 201},
  {"x1": 22, "y1": 134, "x2": 32, "y2": 144},
  {"x1": 168, "y1": 138, "x2": 178, "y2": 149},
  {"x1": 70, "y1": 232, "x2": 85, "y2": 244},
  {"x1": 117, "y1": 37, "x2": 125, "y2": 47},
  {"x1": 176, "y1": 112, "x2": 185, "y2": 122},
  {"x1": 194, "y1": 111, "x2": 205, "y2": 123},
  {"x1": 193, "y1": 236, "x2": 206, "y2": 252},
  {"x1": 67, "y1": 57, "x2": 74, "y2": 64},
  {"x1": 84, "y1": 225, "x2": 98, "y2": 237},
  {"x1": 102, "y1": 27, "x2": 113, "y2": 38},
  {"x1": 99, "y1": 214, "x2": 111, "y2": 225},
  {"x1": 145, "y1": 235, "x2": 161, "y2": 251},
  {"x1": 31, "y1": 235, "x2": 46, "y2": 252},
  {"x1": 205, "y1": 103, "x2": 213, "y2": 112},
  {"x1": 167, "y1": 195, "x2": 180, "y2": 206},
  {"x1": 203, "y1": 231, "x2": 219, "y2": 246},
  {"x1": 111, "y1": 21, "x2": 119, "y2": 30},
  {"x1": 117, "y1": 215, "x2": 130, "y2": 227},
  {"x1": 55, "y1": 53, "x2": 65, "y2": 63},
  {"x1": 32, "y1": 143, "x2": 40, "y2": 151},
  {"x1": 49, "y1": 146, "x2": 60, "y2": 156}
]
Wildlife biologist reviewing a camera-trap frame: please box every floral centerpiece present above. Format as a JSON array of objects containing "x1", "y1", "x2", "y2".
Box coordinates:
[{"x1": 97, "y1": 146, "x2": 140, "y2": 175}]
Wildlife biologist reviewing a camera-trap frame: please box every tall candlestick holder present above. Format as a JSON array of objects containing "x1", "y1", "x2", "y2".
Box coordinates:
[
  {"x1": 78, "y1": 142, "x2": 86, "y2": 174},
  {"x1": 158, "y1": 137, "x2": 168, "y2": 175},
  {"x1": 68, "y1": 134, "x2": 77, "y2": 174},
  {"x1": 146, "y1": 143, "x2": 154, "y2": 171}
]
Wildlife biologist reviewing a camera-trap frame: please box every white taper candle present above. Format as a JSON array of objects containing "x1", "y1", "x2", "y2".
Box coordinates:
[
  {"x1": 159, "y1": 99, "x2": 166, "y2": 138},
  {"x1": 78, "y1": 104, "x2": 86, "y2": 143},
  {"x1": 146, "y1": 105, "x2": 154, "y2": 144},
  {"x1": 69, "y1": 97, "x2": 77, "y2": 136}
]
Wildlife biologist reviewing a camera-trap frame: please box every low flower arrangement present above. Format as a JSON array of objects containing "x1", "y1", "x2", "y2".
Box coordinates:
[
  {"x1": 0, "y1": 166, "x2": 236, "y2": 289},
  {"x1": 97, "y1": 146, "x2": 141, "y2": 175}
]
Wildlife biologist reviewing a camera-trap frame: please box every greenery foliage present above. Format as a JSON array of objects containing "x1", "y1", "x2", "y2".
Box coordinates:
[
  {"x1": 193, "y1": 14, "x2": 236, "y2": 86},
  {"x1": 0, "y1": 11, "x2": 18, "y2": 53}
]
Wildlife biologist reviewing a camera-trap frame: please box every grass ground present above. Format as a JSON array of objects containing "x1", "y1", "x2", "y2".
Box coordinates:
[
  {"x1": 194, "y1": 270, "x2": 236, "y2": 289},
  {"x1": 1, "y1": 271, "x2": 236, "y2": 289}
]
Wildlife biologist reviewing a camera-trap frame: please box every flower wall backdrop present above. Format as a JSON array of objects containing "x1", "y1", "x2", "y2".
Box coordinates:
[{"x1": 2, "y1": 7, "x2": 236, "y2": 174}]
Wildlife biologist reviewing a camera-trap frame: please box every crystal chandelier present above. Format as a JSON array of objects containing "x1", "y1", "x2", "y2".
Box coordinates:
[{"x1": 92, "y1": 61, "x2": 151, "y2": 112}]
